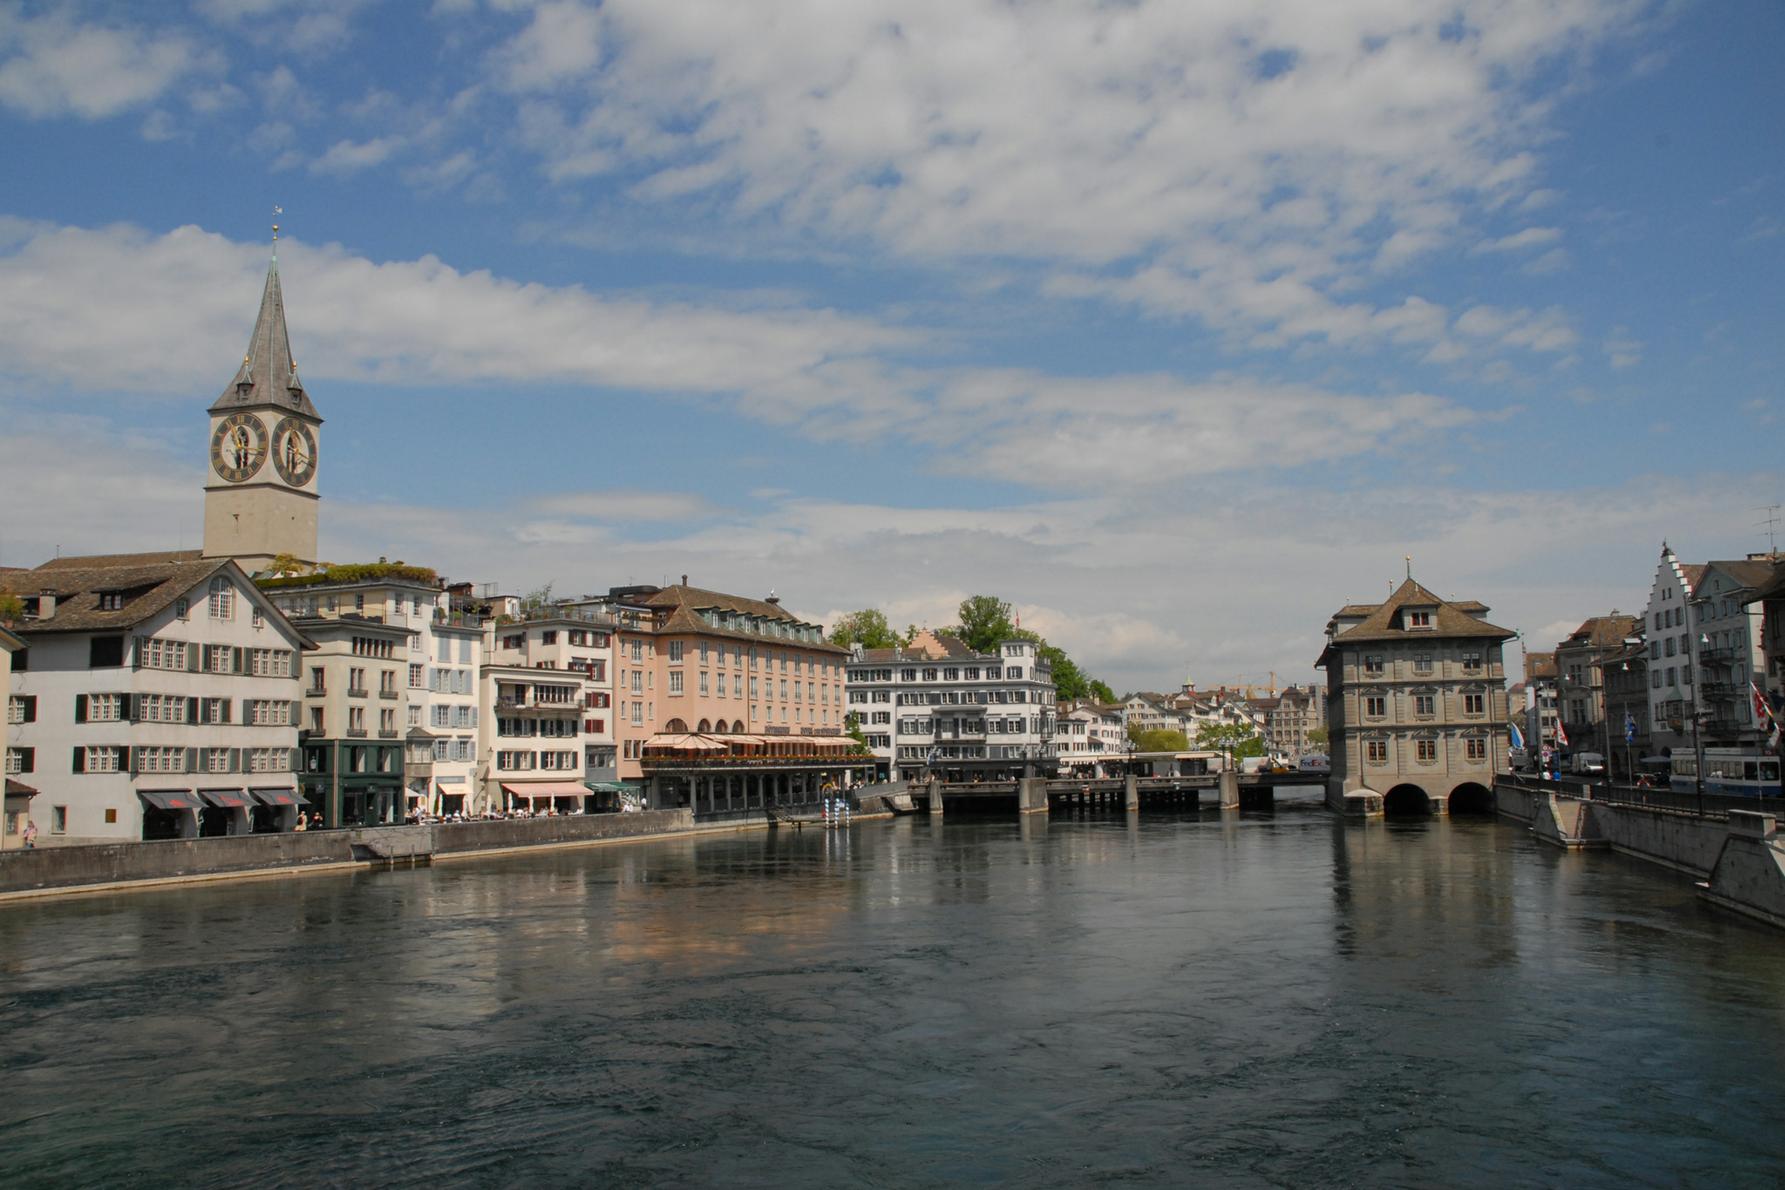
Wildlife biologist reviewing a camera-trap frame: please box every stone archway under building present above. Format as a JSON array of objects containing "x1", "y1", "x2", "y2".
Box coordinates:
[
  {"x1": 1383, "y1": 783, "x2": 1435, "y2": 816},
  {"x1": 1448, "y1": 781, "x2": 1495, "y2": 816}
]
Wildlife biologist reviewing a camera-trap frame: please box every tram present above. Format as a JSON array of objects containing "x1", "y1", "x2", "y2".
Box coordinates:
[{"x1": 1669, "y1": 747, "x2": 1783, "y2": 799}]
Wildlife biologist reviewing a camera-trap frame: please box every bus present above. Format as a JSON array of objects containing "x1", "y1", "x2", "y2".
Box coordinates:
[{"x1": 1670, "y1": 747, "x2": 1783, "y2": 799}]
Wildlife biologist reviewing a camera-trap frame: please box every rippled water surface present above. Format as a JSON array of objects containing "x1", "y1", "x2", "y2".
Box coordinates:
[{"x1": 3, "y1": 801, "x2": 1784, "y2": 1187}]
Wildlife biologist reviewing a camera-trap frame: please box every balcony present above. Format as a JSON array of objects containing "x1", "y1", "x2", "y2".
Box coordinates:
[
  {"x1": 307, "y1": 686, "x2": 326, "y2": 697},
  {"x1": 346, "y1": 728, "x2": 368, "y2": 738},
  {"x1": 378, "y1": 729, "x2": 399, "y2": 739},
  {"x1": 347, "y1": 687, "x2": 369, "y2": 699},
  {"x1": 379, "y1": 689, "x2": 400, "y2": 700}
]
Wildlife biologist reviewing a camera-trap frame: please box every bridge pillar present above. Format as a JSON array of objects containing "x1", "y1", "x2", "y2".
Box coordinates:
[
  {"x1": 1124, "y1": 773, "x2": 1139, "y2": 811},
  {"x1": 1018, "y1": 777, "x2": 1050, "y2": 815},
  {"x1": 1218, "y1": 771, "x2": 1240, "y2": 810},
  {"x1": 927, "y1": 780, "x2": 945, "y2": 816}
]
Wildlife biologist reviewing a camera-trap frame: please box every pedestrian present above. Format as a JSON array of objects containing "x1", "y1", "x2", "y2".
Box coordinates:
[
  {"x1": 22, "y1": 819, "x2": 37, "y2": 849},
  {"x1": 293, "y1": 813, "x2": 307, "y2": 833}
]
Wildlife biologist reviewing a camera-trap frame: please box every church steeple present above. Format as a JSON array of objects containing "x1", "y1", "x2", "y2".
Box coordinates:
[{"x1": 209, "y1": 255, "x2": 319, "y2": 419}]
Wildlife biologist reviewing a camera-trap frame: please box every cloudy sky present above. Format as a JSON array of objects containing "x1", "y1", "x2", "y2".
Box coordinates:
[{"x1": 1, "y1": 0, "x2": 1780, "y2": 694}]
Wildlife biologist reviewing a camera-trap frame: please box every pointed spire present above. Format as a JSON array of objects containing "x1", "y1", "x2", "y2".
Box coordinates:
[{"x1": 210, "y1": 249, "x2": 320, "y2": 420}]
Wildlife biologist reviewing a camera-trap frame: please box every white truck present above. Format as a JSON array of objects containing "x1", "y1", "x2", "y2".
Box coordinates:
[{"x1": 1569, "y1": 752, "x2": 1606, "y2": 777}]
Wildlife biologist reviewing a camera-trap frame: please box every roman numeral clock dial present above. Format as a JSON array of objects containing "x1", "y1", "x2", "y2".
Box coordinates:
[
  {"x1": 210, "y1": 412, "x2": 267, "y2": 483},
  {"x1": 272, "y1": 417, "x2": 318, "y2": 486}
]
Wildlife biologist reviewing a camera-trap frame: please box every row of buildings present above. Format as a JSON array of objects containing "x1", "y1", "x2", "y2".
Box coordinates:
[{"x1": 1513, "y1": 545, "x2": 1785, "y2": 779}]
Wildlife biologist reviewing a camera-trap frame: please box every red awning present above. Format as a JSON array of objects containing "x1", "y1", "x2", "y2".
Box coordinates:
[
  {"x1": 198, "y1": 789, "x2": 253, "y2": 809},
  {"x1": 139, "y1": 790, "x2": 200, "y2": 812}
]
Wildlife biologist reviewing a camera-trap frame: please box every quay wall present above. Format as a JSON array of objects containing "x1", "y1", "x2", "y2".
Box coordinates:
[{"x1": 0, "y1": 810, "x2": 708, "y2": 901}]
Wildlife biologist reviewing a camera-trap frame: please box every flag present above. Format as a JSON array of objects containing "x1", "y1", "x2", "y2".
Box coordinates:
[
  {"x1": 1751, "y1": 681, "x2": 1776, "y2": 728},
  {"x1": 1624, "y1": 711, "x2": 1637, "y2": 744},
  {"x1": 1555, "y1": 719, "x2": 1569, "y2": 747},
  {"x1": 1508, "y1": 722, "x2": 1525, "y2": 749}
]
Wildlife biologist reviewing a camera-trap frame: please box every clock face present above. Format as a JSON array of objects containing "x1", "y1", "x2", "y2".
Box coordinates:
[
  {"x1": 210, "y1": 412, "x2": 267, "y2": 483},
  {"x1": 271, "y1": 417, "x2": 318, "y2": 487}
]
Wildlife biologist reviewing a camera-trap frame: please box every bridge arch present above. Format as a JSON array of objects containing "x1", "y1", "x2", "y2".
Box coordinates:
[
  {"x1": 1383, "y1": 783, "x2": 1434, "y2": 816},
  {"x1": 1448, "y1": 782, "x2": 1494, "y2": 816}
]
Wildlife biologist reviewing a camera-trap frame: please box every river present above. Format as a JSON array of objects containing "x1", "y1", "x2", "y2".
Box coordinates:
[{"x1": 2, "y1": 800, "x2": 1782, "y2": 1187}]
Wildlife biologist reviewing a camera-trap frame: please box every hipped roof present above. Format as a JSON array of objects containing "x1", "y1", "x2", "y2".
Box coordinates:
[{"x1": 1327, "y1": 578, "x2": 1513, "y2": 645}]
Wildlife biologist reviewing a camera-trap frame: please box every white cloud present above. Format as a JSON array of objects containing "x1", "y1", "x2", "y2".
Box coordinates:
[
  {"x1": 492, "y1": 1, "x2": 603, "y2": 91},
  {"x1": 311, "y1": 135, "x2": 403, "y2": 174},
  {"x1": 1473, "y1": 226, "x2": 1563, "y2": 254},
  {"x1": 0, "y1": 10, "x2": 209, "y2": 119},
  {"x1": 486, "y1": 0, "x2": 1645, "y2": 349},
  {"x1": 1453, "y1": 303, "x2": 1577, "y2": 352},
  {"x1": 1604, "y1": 327, "x2": 1642, "y2": 369},
  {"x1": 0, "y1": 221, "x2": 1474, "y2": 491}
]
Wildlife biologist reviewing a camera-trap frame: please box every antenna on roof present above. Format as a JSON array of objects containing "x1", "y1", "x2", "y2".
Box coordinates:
[{"x1": 1756, "y1": 504, "x2": 1781, "y2": 556}]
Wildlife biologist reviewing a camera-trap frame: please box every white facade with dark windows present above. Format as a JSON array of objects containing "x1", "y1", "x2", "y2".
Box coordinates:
[{"x1": 846, "y1": 629, "x2": 1056, "y2": 781}]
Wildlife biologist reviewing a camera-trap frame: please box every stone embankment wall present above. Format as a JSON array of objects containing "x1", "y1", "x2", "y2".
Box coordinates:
[
  {"x1": 1498, "y1": 780, "x2": 1785, "y2": 929},
  {"x1": 0, "y1": 810, "x2": 700, "y2": 900}
]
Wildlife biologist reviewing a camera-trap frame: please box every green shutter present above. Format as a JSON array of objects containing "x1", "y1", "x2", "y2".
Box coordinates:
[
  {"x1": 74, "y1": 694, "x2": 87, "y2": 724},
  {"x1": 72, "y1": 747, "x2": 85, "y2": 773},
  {"x1": 120, "y1": 693, "x2": 135, "y2": 723},
  {"x1": 187, "y1": 644, "x2": 200, "y2": 672},
  {"x1": 119, "y1": 746, "x2": 131, "y2": 774}
]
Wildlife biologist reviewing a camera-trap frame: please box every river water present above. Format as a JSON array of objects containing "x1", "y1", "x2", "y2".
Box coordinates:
[{"x1": 2, "y1": 800, "x2": 1783, "y2": 1187}]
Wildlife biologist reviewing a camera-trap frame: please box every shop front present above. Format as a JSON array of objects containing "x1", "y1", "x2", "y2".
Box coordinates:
[
  {"x1": 500, "y1": 780, "x2": 590, "y2": 815},
  {"x1": 138, "y1": 789, "x2": 202, "y2": 840}
]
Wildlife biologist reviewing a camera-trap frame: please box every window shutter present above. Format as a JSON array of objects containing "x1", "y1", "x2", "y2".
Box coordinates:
[
  {"x1": 132, "y1": 636, "x2": 144, "y2": 670},
  {"x1": 119, "y1": 746, "x2": 132, "y2": 774},
  {"x1": 75, "y1": 694, "x2": 88, "y2": 724},
  {"x1": 290, "y1": 700, "x2": 301, "y2": 724},
  {"x1": 230, "y1": 748, "x2": 242, "y2": 773},
  {"x1": 185, "y1": 747, "x2": 199, "y2": 773},
  {"x1": 118, "y1": 694, "x2": 132, "y2": 722},
  {"x1": 234, "y1": 647, "x2": 246, "y2": 674},
  {"x1": 188, "y1": 697, "x2": 200, "y2": 724},
  {"x1": 187, "y1": 644, "x2": 200, "y2": 672},
  {"x1": 72, "y1": 747, "x2": 86, "y2": 774},
  {"x1": 222, "y1": 699, "x2": 232, "y2": 724},
  {"x1": 288, "y1": 747, "x2": 300, "y2": 772}
]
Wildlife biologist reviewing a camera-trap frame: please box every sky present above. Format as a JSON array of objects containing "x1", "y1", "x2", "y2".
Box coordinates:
[{"x1": 0, "y1": 0, "x2": 1781, "y2": 696}]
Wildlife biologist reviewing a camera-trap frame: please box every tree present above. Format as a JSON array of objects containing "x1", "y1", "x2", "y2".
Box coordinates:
[
  {"x1": 843, "y1": 712, "x2": 873, "y2": 755},
  {"x1": 1087, "y1": 679, "x2": 1117, "y2": 705},
  {"x1": 1040, "y1": 644, "x2": 1091, "y2": 702},
  {"x1": 1307, "y1": 726, "x2": 1329, "y2": 748},
  {"x1": 0, "y1": 593, "x2": 21, "y2": 625},
  {"x1": 950, "y1": 594, "x2": 1015, "y2": 653},
  {"x1": 828, "y1": 609, "x2": 908, "y2": 650},
  {"x1": 1197, "y1": 721, "x2": 1262, "y2": 768},
  {"x1": 267, "y1": 553, "x2": 307, "y2": 578},
  {"x1": 520, "y1": 583, "x2": 555, "y2": 614},
  {"x1": 1129, "y1": 727, "x2": 1190, "y2": 752}
]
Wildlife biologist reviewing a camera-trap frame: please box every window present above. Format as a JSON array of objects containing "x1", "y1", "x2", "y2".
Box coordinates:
[
  {"x1": 409, "y1": 663, "x2": 425, "y2": 688},
  {"x1": 250, "y1": 648, "x2": 291, "y2": 677},
  {"x1": 6, "y1": 696, "x2": 34, "y2": 724},
  {"x1": 1365, "y1": 740, "x2": 1387, "y2": 764},
  {"x1": 1463, "y1": 692, "x2": 1485, "y2": 716},
  {"x1": 206, "y1": 645, "x2": 235, "y2": 674},
  {"x1": 1363, "y1": 655, "x2": 1384, "y2": 676},
  {"x1": 1364, "y1": 695, "x2": 1386, "y2": 717},
  {"x1": 669, "y1": 641, "x2": 684, "y2": 662},
  {"x1": 699, "y1": 671, "x2": 709, "y2": 695},
  {"x1": 175, "y1": 597, "x2": 189, "y2": 620},
  {"x1": 1408, "y1": 610, "x2": 1432, "y2": 629},
  {"x1": 669, "y1": 671, "x2": 684, "y2": 695},
  {"x1": 208, "y1": 576, "x2": 235, "y2": 620},
  {"x1": 1413, "y1": 653, "x2": 1433, "y2": 674},
  {"x1": 51, "y1": 806, "x2": 67, "y2": 835},
  {"x1": 1414, "y1": 694, "x2": 1435, "y2": 717},
  {"x1": 90, "y1": 636, "x2": 125, "y2": 668},
  {"x1": 1416, "y1": 739, "x2": 1437, "y2": 763},
  {"x1": 1467, "y1": 738, "x2": 1486, "y2": 761},
  {"x1": 541, "y1": 631, "x2": 558, "y2": 645}
]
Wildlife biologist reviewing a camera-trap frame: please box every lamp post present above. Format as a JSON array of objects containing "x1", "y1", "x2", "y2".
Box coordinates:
[{"x1": 1692, "y1": 631, "x2": 1709, "y2": 816}]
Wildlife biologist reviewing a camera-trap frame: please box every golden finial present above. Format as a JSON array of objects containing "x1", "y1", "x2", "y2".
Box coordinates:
[{"x1": 272, "y1": 204, "x2": 283, "y2": 260}]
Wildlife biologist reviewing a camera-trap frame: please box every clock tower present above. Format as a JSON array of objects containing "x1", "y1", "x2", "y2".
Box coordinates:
[{"x1": 202, "y1": 245, "x2": 322, "y2": 573}]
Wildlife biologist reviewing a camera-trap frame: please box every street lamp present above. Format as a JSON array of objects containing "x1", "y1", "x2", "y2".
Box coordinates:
[{"x1": 1691, "y1": 631, "x2": 1709, "y2": 816}]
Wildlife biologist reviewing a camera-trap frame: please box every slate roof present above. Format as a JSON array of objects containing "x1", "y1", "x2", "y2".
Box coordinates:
[
  {"x1": 1326, "y1": 578, "x2": 1514, "y2": 646},
  {"x1": 1559, "y1": 614, "x2": 1641, "y2": 650},
  {"x1": 644, "y1": 584, "x2": 849, "y2": 654},
  {"x1": 1525, "y1": 652, "x2": 1557, "y2": 680},
  {"x1": 1703, "y1": 558, "x2": 1784, "y2": 591},
  {"x1": 0, "y1": 554, "x2": 236, "y2": 634},
  {"x1": 210, "y1": 257, "x2": 321, "y2": 420}
]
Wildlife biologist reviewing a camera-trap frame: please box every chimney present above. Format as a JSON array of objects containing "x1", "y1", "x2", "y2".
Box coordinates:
[
  {"x1": 681, "y1": 574, "x2": 688, "y2": 587},
  {"x1": 37, "y1": 589, "x2": 55, "y2": 619},
  {"x1": 766, "y1": 589, "x2": 780, "y2": 605}
]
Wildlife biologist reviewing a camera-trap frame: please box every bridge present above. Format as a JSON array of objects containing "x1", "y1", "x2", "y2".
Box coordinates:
[{"x1": 906, "y1": 770, "x2": 1328, "y2": 816}]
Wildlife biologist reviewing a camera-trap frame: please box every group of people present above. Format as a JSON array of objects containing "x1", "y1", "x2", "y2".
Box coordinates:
[{"x1": 290, "y1": 812, "x2": 326, "y2": 832}]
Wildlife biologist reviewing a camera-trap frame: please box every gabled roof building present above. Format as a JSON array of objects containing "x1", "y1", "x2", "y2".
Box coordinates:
[{"x1": 1317, "y1": 576, "x2": 1513, "y2": 815}]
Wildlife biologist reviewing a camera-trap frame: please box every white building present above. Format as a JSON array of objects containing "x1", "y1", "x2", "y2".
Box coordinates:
[
  {"x1": 1055, "y1": 701, "x2": 1127, "y2": 774},
  {"x1": 479, "y1": 609, "x2": 617, "y2": 813},
  {"x1": 264, "y1": 569, "x2": 484, "y2": 817},
  {"x1": 1, "y1": 554, "x2": 308, "y2": 844},
  {"x1": 846, "y1": 629, "x2": 1056, "y2": 780}
]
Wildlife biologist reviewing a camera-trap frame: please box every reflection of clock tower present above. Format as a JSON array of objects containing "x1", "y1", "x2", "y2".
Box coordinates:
[{"x1": 202, "y1": 247, "x2": 322, "y2": 573}]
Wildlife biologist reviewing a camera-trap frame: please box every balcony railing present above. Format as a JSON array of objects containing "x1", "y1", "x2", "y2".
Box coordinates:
[
  {"x1": 347, "y1": 687, "x2": 369, "y2": 698},
  {"x1": 346, "y1": 728, "x2": 368, "y2": 738},
  {"x1": 378, "y1": 729, "x2": 399, "y2": 739},
  {"x1": 379, "y1": 689, "x2": 400, "y2": 699}
]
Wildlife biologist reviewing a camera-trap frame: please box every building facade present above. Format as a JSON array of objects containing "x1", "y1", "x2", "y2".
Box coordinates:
[
  {"x1": 1554, "y1": 614, "x2": 1641, "y2": 760},
  {"x1": 292, "y1": 615, "x2": 412, "y2": 827},
  {"x1": 483, "y1": 607, "x2": 617, "y2": 813},
  {"x1": 1318, "y1": 577, "x2": 1512, "y2": 814},
  {"x1": 1689, "y1": 558, "x2": 1779, "y2": 747},
  {"x1": 1, "y1": 555, "x2": 308, "y2": 843},
  {"x1": 847, "y1": 629, "x2": 1057, "y2": 781}
]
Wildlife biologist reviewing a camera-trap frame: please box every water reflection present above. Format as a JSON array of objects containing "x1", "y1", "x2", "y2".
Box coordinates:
[{"x1": 0, "y1": 809, "x2": 1782, "y2": 1186}]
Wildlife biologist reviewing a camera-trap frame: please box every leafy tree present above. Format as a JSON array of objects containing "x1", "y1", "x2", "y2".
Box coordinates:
[
  {"x1": 950, "y1": 594, "x2": 1016, "y2": 653},
  {"x1": 1233, "y1": 736, "x2": 1266, "y2": 759},
  {"x1": 267, "y1": 553, "x2": 307, "y2": 578},
  {"x1": 1040, "y1": 644, "x2": 1091, "y2": 701},
  {"x1": 843, "y1": 712, "x2": 872, "y2": 755},
  {"x1": 828, "y1": 609, "x2": 908, "y2": 650},
  {"x1": 1307, "y1": 726, "x2": 1329, "y2": 748},
  {"x1": 1196, "y1": 721, "x2": 1262, "y2": 767},
  {"x1": 1087, "y1": 679, "x2": 1117, "y2": 705},
  {"x1": 520, "y1": 582, "x2": 555, "y2": 613},
  {"x1": 1129, "y1": 727, "x2": 1190, "y2": 752},
  {"x1": 0, "y1": 593, "x2": 22, "y2": 624}
]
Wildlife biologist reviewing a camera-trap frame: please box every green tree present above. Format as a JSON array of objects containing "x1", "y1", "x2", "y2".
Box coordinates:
[
  {"x1": 1040, "y1": 644, "x2": 1091, "y2": 701},
  {"x1": 950, "y1": 594, "x2": 1016, "y2": 653},
  {"x1": 1307, "y1": 726, "x2": 1329, "y2": 748},
  {"x1": 1196, "y1": 721, "x2": 1262, "y2": 767},
  {"x1": 519, "y1": 582, "x2": 555, "y2": 614},
  {"x1": 0, "y1": 593, "x2": 22, "y2": 625},
  {"x1": 828, "y1": 609, "x2": 908, "y2": 650},
  {"x1": 843, "y1": 711, "x2": 872, "y2": 755},
  {"x1": 1087, "y1": 679, "x2": 1117, "y2": 705},
  {"x1": 1128, "y1": 727, "x2": 1190, "y2": 752}
]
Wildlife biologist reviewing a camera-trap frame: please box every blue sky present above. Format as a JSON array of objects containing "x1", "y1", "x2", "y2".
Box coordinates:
[{"x1": 1, "y1": 0, "x2": 1781, "y2": 694}]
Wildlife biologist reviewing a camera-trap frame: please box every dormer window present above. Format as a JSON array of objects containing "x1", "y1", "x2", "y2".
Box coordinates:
[
  {"x1": 98, "y1": 591, "x2": 125, "y2": 611},
  {"x1": 1408, "y1": 610, "x2": 1433, "y2": 629}
]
